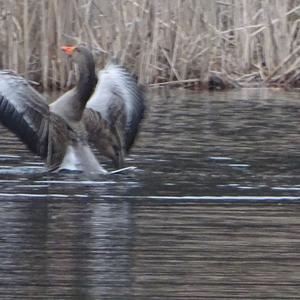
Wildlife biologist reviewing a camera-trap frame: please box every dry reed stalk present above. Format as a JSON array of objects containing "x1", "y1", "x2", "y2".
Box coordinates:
[
  {"x1": 41, "y1": 0, "x2": 48, "y2": 88},
  {"x1": 51, "y1": 59, "x2": 57, "y2": 89},
  {"x1": 6, "y1": 0, "x2": 15, "y2": 70},
  {"x1": 149, "y1": 78, "x2": 202, "y2": 87},
  {"x1": 23, "y1": 0, "x2": 29, "y2": 77}
]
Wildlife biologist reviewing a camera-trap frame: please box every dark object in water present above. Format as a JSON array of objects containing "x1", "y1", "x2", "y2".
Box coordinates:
[{"x1": 208, "y1": 75, "x2": 226, "y2": 90}]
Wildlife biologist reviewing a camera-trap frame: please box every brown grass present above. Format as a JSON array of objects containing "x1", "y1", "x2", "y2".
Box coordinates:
[{"x1": 0, "y1": 0, "x2": 299, "y2": 89}]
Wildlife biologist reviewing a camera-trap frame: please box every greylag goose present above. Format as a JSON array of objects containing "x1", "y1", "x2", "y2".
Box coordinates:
[{"x1": 0, "y1": 46, "x2": 144, "y2": 173}]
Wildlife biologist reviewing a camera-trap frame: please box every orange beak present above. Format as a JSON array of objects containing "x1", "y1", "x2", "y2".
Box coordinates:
[{"x1": 61, "y1": 46, "x2": 76, "y2": 56}]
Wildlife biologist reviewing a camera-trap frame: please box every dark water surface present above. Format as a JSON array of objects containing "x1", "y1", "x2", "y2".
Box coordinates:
[{"x1": 0, "y1": 88, "x2": 300, "y2": 299}]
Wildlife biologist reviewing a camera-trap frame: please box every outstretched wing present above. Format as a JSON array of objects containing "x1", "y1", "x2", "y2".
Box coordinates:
[
  {"x1": 0, "y1": 71, "x2": 69, "y2": 169},
  {"x1": 86, "y1": 64, "x2": 145, "y2": 150},
  {"x1": 84, "y1": 64, "x2": 145, "y2": 167}
]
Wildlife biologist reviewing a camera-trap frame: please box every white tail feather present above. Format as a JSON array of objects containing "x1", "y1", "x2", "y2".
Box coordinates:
[{"x1": 59, "y1": 145, "x2": 107, "y2": 174}]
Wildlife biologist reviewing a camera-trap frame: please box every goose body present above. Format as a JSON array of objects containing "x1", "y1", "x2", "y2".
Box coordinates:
[{"x1": 0, "y1": 46, "x2": 145, "y2": 174}]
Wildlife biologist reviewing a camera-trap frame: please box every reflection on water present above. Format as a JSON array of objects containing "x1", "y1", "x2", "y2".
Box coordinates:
[{"x1": 0, "y1": 88, "x2": 300, "y2": 298}]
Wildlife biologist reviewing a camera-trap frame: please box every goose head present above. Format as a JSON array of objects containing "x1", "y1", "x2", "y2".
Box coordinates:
[{"x1": 61, "y1": 46, "x2": 94, "y2": 67}]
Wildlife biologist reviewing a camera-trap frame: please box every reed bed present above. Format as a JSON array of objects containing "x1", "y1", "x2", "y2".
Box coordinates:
[{"x1": 0, "y1": 0, "x2": 299, "y2": 89}]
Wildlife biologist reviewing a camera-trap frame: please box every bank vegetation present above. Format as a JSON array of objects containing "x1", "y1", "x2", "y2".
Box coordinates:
[{"x1": 0, "y1": 0, "x2": 299, "y2": 89}]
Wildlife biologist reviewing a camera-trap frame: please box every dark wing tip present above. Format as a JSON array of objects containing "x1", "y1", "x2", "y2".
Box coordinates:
[
  {"x1": 0, "y1": 94, "x2": 69, "y2": 170},
  {"x1": 125, "y1": 85, "x2": 146, "y2": 151},
  {"x1": 0, "y1": 94, "x2": 49, "y2": 159}
]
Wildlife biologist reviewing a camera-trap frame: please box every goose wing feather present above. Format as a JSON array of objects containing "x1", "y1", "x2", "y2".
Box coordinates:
[
  {"x1": 83, "y1": 107, "x2": 124, "y2": 168},
  {"x1": 86, "y1": 64, "x2": 145, "y2": 151},
  {"x1": 0, "y1": 71, "x2": 69, "y2": 169}
]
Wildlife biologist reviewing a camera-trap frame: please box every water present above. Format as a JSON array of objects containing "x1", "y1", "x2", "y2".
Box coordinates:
[{"x1": 0, "y1": 88, "x2": 300, "y2": 299}]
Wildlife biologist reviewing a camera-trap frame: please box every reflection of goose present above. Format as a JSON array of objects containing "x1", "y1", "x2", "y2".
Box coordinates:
[{"x1": 0, "y1": 46, "x2": 144, "y2": 173}]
